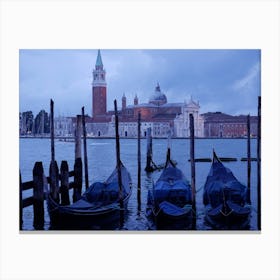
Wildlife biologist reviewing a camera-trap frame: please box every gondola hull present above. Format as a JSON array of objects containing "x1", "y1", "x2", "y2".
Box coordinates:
[
  {"x1": 47, "y1": 165, "x2": 132, "y2": 230},
  {"x1": 147, "y1": 199, "x2": 193, "y2": 230},
  {"x1": 146, "y1": 159, "x2": 193, "y2": 230},
  {"x1": 203, "y1": 152, "x2": 251, "y2": 230},
  {"x1": 204, "y1": 203, "x2": 251, "y2": 229},
  {"x1": 47, "y1": 194, "x2": 131, "y2": 230}
]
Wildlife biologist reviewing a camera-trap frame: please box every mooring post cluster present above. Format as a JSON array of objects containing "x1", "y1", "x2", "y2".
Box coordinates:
[{"x1": 20, "y1": 99, "x2": 90, "y2": 230}]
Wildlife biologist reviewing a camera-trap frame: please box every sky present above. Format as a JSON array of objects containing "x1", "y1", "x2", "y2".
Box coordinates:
[{"x1": 19, "y1": 49, "x2": 261, "y2": 117}]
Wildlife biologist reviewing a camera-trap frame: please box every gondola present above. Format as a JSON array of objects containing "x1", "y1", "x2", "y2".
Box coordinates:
[
  {"x1": 47, "y1": 162, "x2": 132, "y2": 230},
  {"x1": 146, "y1": 149, "x2": 193, "y2": 229},
  {"x1": 203, "y1": 151, "x2": 251, "y2": 229}
]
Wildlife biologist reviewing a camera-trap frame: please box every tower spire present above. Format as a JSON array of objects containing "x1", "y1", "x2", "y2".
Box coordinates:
[{"x1": 95, "y1": 49, "x2": 103, "y2": 70}]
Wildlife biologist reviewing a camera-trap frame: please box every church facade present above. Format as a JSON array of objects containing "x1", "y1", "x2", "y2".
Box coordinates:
[{"x1": 174, "y1": 99, "x2": 204, "y2": 137}]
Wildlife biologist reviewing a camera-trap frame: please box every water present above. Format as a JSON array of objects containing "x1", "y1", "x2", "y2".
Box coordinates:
[{"x1": 20, "y1": 138, "x2": 258, "y2": 230}]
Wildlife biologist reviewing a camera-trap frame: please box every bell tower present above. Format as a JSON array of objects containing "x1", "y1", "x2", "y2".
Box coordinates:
[
  {"x1": 92, "y1": 50, "x2": 107, "y2": 117},
  {"x1": 122, "y1": 93, "x2": 127, "y2": 111}
]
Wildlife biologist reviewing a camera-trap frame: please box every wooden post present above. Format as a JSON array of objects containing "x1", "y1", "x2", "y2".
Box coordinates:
[
  {"x1": 257, "y1": 96, "x2": 261, "y2": 230},
  {"x1": 114, "y1": 100, "x2": 124, "y2": 212},
  {"x1": 73, "y1": 158, "x2": 83, "y2": 202},
  {"x1": 50, "y1": 99, "x2": 55, "y2": 163},
  {"x1": 49, "y1": 99, "x2": 59, "y2": 203},
  {"x1": 189, "y1": 114, "x2": 196, "y2": 229},
  {"x1": 33, "y1": 162, "x2": 45, "y2": 230},
  {"x1": 49, "y1": 160, "x2": 59, "y2": 203},
  {"x1": 165, "y1": 131, "x2": 171, "y2": 166},
  {"x1": 73, "y1": 115, "x2": 83, "y2": 202},
  {"x1": 60, "y1": 161, "x2": 70, "y2": 205},
  {"x1": 75, "y1": 115, "x2": 82, "y2": 159},
  {"x1": 145, "y1": 127, "x2": 153, "y2": 172},
  {"x1": 137, "y1": 111, "x2": 141, "y2": 211},
  {"x1": 247, "y1": 114, "x2": 251, "y2": 204},
  {"x1": 82, "y1": 107, "x2": 89, "y2": 190},
  {"x1": 19, "y1": 172, "x2": 23, "y2": 230}
]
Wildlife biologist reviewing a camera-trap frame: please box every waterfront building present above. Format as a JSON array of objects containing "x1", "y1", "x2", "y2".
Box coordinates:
[
  {"x1": 173, "y1": 98, "x2": 204, "y2": 137},
  {"x1": 202, "y1": 112, "x2": 258, "y2": 138},
  {"x1": 33, "y1": 110, "x2": 50, "y2": 135},
  {"x1": 54, "y1": 116, "x2": 74, "y2": 137},
  {"x1": 20, "y1": 111, "x2": 34, "y2": 135}
]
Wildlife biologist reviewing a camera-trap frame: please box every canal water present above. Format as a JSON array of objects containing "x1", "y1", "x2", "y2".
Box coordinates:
[{"x1": 20, "y1": 138, "x2": 258, "y2": 231}]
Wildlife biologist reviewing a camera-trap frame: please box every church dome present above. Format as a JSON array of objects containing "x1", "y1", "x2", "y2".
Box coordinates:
[{"x1": 149, "y1": 83, "x2": 167, "y2": 105}]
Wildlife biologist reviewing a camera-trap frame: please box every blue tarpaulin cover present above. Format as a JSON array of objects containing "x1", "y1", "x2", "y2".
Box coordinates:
[
  {"x1": 203, "y1": 154, "x2": 247, "y2": 208},
  {"x1": 153, "y1": 164, "x2": 192, "y2": 207}
]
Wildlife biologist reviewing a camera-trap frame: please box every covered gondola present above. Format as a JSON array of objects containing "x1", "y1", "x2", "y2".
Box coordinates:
[
  {"x1": 146, "y1": 149, "x2": 193, "y2": 229},
  {"x1": 47, "y1": 162, "x2": 132, "y2": 230},
  {"x1": 203, "y1": 151, "x2": 251, "y2": 229}
]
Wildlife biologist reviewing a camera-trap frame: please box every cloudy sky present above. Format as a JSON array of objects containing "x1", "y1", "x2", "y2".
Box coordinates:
[{"x1": 19, "y1": 49, "x2": 260, "y2": 117}]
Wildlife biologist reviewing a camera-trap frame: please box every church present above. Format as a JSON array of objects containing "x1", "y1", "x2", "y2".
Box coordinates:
[
  {"x1": 52, "y1": 50, "x2": 204, "y2": 138},
  {"x1": 86, "y1": 50, "x2": 204, "y2": 138}
]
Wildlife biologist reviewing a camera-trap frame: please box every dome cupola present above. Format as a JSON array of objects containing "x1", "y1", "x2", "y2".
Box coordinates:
[{"x1": 149, "y1": 83, "x2": 167, "y2": 106}]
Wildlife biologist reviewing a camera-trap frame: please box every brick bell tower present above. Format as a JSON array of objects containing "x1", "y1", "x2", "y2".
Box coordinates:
[{"x1": 92, "y1": 50, "x2": 107, "y2": 117}]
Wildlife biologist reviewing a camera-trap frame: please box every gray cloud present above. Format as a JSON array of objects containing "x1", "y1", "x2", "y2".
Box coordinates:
[{"x1": 19, "y1": 49, "x2": 261, "y2": 117}]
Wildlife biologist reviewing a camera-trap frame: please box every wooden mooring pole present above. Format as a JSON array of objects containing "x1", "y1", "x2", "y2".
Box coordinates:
[
  {"x1": 257, "y1": 96, "x2": 261, "y2": 230},
  {"x1": 164, "y1": 132, "x2": 172, "y2": 168},
  {"x1": 33, "y1": 162, "x2": 46, "y2": 230},
  {"x1": 82, "y1": 107, "x2": 89, "y2": 190},
  {"x1": 73, "y1": 115, "x2": 83, "y2": 202},
  {"x1": 145, "y1": 127, "x2": 153, "y2": 172},
  {"x1": 189, "y1": 114, "x2": 196, "y2": 229},
  {"x1": 247, "y1": 114, "x2": 251, "y2": 204},
  {"x1": 19, "y1": 172, "x2": 23, "y2": 230},
  {"x1": 49, "y1": 160, "x2": 59, "y2": 203},
  {"x1": 49, "y1": 99, "x2": 59, "y2": 203},
  {"x1": 50, "y1": 99, "x2": 55, "y2": 163},
  {"x1": 114, "y1": 100, "x2": 123, "y2": 208},
  {"x1": 114, "y1": 100, "x2": 124, "y2": 227},
  {"x1": 137, "y1": 111, "x2": 141, "y2": 211},
  {"x1": 60, "y1": 160, "x2": 70, "y2": 205}
]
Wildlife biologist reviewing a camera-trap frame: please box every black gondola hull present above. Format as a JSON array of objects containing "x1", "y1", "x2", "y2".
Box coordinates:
[
  {"x1": 146, "y1": 159, "x2": 193, "y2": 230},
  {"x1": 203, "y1": 151, "x2": 251, "y2": 230},
  {"x1": 204, "y1": 203, "x2": 251, "y2": 230},
  {"x1": 47, "y1": 165, "x2": 132, "y2": 230},
  {"x1": 47, "y1": 194, "x2": 131, "y2": 230}
]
